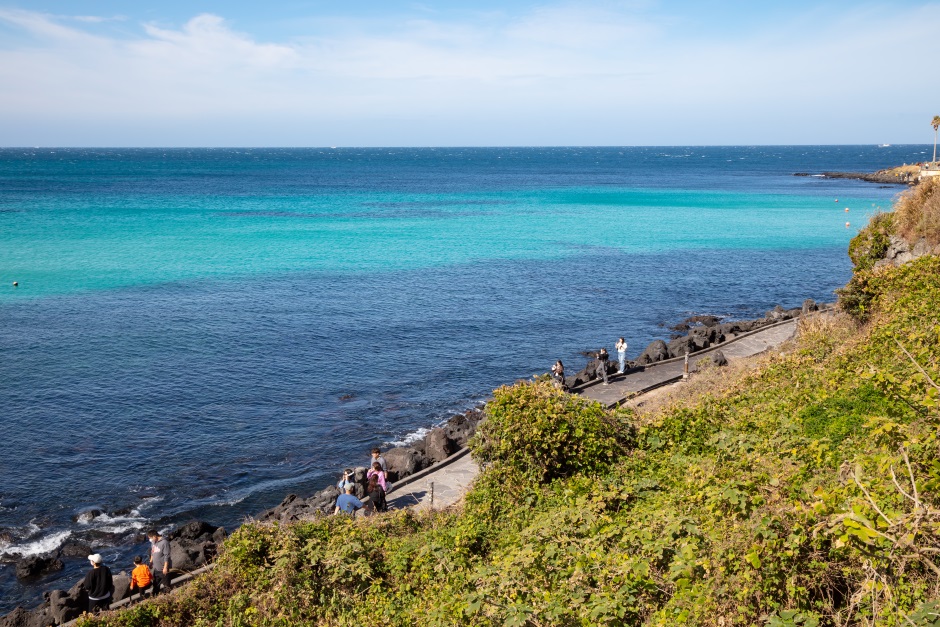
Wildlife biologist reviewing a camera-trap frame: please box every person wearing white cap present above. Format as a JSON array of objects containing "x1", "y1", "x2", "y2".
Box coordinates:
[{"x1": 81, "y1": 553, "x2": 114, "y2": 614}]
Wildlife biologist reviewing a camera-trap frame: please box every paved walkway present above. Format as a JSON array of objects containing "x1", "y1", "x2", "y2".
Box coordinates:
[
  {"x1": 387, "y1": 450, "x2": 480, "y2": 511},
  {"x1": 579, "y1": 319, "x2": 798, "y2": 408},
  {"x1": 380, "y1": 318, "x2": 801, "y2": 510}
]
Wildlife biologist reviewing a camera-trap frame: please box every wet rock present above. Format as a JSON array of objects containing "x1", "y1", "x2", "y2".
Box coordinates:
[
  {"x1": 168, "y1": 521, "x2": 219, "y2": 543},
  {"x1": 15, "y1": 555, "x2": 64, "y2": 580},
  {"x1": 59, "y1": 541, "x2": 93, "y2": 558},
  {"x1": 72, "y1": 509, "x2": 104, "y2": 524}
]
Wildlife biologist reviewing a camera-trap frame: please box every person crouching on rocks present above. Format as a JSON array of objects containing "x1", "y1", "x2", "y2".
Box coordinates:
[
  {"x1": 334, "y1": 484, "x2": 364, "y2": 515},
  {"x1": 129, "y1": 555, "x2": 152, "y2": 602},
  {"x1": 81, "y1": 553, "x2": 114, "y2": 614},
  {"x1": 596, "y1": 347, "x2": 610, "y2": 385},
  {"x1": 148, "y1": 529, "x2": 172, "y2": 596}
]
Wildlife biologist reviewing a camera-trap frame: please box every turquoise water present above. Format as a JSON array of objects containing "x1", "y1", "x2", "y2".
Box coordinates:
[
  {"x1": 0, "y1": 146, "x2": 921, "y2": 611},
  {"x1": 1, "y1": 185, "x2": 884, "y2": 298}
]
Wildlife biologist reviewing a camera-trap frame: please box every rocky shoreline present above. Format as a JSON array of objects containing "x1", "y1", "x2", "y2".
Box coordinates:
[
  {"x1": 0, "y1": 410, "x2": 486, "y2": 627},
  {"x1": 563, "y1": 300, "x2": 824, "y2": 389},
  {"x1": 0, "y1": 301, "x2": 823, "y2": 626}
]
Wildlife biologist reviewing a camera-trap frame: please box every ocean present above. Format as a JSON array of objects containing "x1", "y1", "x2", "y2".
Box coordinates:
[{"x1": 0, "y1": 145, "x2": 929, "y2": 610}]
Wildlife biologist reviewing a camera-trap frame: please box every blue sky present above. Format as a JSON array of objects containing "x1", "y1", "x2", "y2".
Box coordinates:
[{"x1": 0, "y1": 1, "x2": 938, "y2": 146}]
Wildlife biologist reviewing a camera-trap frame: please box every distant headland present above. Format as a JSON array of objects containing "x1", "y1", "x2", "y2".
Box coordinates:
[{"x1": 795, "y1": 162, "x2": 940, "y2": 185}]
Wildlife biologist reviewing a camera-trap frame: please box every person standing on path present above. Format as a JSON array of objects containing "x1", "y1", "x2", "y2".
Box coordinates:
[
  {"x1": 81, "y1": 554, "x2": 114, "y2": 614},
  {"x1": 148, "y1": 530, "x2": 172, "y2": 596},
  {"x1": 615, "y1": 337, "x2": 628, "y2": 374},
  {"x1": 596, "y1": 348, "x2": 610, "y2": 385}
]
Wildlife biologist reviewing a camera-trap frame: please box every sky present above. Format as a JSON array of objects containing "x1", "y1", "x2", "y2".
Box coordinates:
[{"x1": 0, "y1": 1, "x2": 938, "y2": 147}]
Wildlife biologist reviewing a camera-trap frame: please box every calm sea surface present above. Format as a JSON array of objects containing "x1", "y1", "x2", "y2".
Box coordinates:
[{"x1": 0, "y1": 146, "x2": 929, "y2": 610}]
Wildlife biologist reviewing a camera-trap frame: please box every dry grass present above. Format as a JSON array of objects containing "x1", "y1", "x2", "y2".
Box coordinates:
[
  {"x1": 895, "y1": 176, "x2": 940, "y2": 246},
  {"x1": 627, "y1": 310, "x2": 857, "y2": 424},
  {"x1": 627, "y1": 354, "x2": 768, "y2": 423}
]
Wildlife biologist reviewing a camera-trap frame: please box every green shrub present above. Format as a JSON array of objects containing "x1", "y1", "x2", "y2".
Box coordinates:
[
  {"x1": 847, "y1": 211, "x2": 894, "y2": 272},
  {"x1": 470, "y1": 380, "x2": 633, "y2": 484}
]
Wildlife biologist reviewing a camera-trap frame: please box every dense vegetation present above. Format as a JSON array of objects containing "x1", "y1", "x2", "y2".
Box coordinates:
[{"x1": 80, "y1": 207, "x2": 940, "y2": 626}]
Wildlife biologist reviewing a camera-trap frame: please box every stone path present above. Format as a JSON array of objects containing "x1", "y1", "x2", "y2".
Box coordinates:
[
  {"x1": 387, "y1": 449, "x2": 480, "y2": 511},
  {"x1": 579, "y1": 318, "x2": 799, "y2": 408},
  {"x1": 386, "y1": 317, "x2": 803, "y2": 510}
]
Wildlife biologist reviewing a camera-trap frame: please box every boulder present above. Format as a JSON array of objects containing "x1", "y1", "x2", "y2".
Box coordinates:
[
  {"x1": 168, "y1": 520, "x2": 219, "y2": 542},
  {"x1": 48, "y1": 588, "x2": 84, "y2": 625},
  {"x1": 425, "y1": 427, "x2": 455, "y2": 464},
  {"x1": 112, "y1": 573, "x2": 131, "y2": 602},
  {"x1": 442, "y1": 410, "x2": 480, "y2": 448},
  {"x1": 59, "y1": 540, "x2": 93, "y2": 558},
  {"x1": 637, "y1": 340, "x2": 669, "y2": 364},
  {"x1": 72, "y1": 509, "x2": 104, "y2": 524},
  {"x1": 384, "y1": 447, "x2": 429, "y2": 482},
  {"x1": 666, "y1": 336, "x2": 695, "y2": 358},
  {"x1": 15, "y1": 554, "x2": 64, "y2": 580},
  {"x1": 0, "y1": 607, "x2": 30, "y2": 627},
  {"x1": 801, "y1": 298, "x2": 818, "y2": 315},
  {"x1": 697, "y1": 350, "x2": 729, "y2": 369}
]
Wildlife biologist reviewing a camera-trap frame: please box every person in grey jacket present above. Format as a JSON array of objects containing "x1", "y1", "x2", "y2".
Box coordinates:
[{"x1": 147, "y1": 530, "x2": 172, "y2": 596}]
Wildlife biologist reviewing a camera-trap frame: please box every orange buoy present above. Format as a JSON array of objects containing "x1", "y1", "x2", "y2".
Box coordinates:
[
  {"x1": 845, "y1": 222, "x2": 851, "y2": 228},
  {"x1": 845, "y1": 207, "x2": 849, "y2": 212}
]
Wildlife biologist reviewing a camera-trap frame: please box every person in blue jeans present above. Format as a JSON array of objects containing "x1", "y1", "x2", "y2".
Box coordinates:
[
  {"x1": 616, "y1": 337, "x2": 628, "y2": 374},
  {"x1": 334, "y1": 485, "x2": 363, "y2": 515}
]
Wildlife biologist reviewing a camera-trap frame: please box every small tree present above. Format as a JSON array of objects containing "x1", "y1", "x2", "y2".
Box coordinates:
[{"x1": 933, "y1": 115, "x2": 940, "y2": 164}]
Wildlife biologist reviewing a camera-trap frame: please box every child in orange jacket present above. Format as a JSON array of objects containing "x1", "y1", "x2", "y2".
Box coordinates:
[{"x1": 129, "y1": 555, "x2": 152, "y2": 602}]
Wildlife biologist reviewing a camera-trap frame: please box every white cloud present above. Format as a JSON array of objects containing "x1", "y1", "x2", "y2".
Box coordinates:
[{"x1": 0, "y1": 3, "x2": 937, "y2": 145}]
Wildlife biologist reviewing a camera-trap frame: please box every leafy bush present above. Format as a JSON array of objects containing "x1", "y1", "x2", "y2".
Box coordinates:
[
  {"x1": 470, "y1": 379, "x2": 633, "y2": 483},
  {"x1": 848, "y1": 211, "x2": 895, "y2": 271}
]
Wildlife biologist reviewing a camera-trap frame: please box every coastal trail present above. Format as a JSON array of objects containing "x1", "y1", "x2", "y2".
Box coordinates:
[{"x1": 386, "y1": 317, "x2": 801, "y2": 509}]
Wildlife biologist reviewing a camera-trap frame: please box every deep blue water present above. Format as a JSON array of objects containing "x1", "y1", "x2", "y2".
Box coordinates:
[{"x1": 0, "y1": 145, "x2": 929, "y2": 611}]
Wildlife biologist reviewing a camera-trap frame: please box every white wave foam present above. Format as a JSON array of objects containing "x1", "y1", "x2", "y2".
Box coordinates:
[
  {"x1": 0, "y1": 530, "x2": 71, "y2": 558},
  {"x1": 95, "y1": 521, "x2": 146, "y2": 535},
  {"x1": 388, "y1": 426, "x2": 431, "y2": 447}
]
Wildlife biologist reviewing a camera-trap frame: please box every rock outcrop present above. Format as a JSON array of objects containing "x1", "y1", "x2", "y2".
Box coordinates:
[
  {"x1": 14, "y1": 555, "x2": 64, "y2": 580},
  {"x1": 876, "y1": 235, "x2": 940, "y2": 268}
]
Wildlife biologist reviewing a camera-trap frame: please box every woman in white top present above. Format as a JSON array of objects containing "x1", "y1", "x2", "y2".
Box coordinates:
[{"x1": 615, "y1": 337, "x2": 628, "y2": 374}]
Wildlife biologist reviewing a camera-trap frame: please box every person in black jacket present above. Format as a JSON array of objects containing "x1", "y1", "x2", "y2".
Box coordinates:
[
  {"x1": 595, "y1": 348, "x2": 610, "y2": 385},
  {"x1": 82, "y1": 554, "x2": 114, "y2": 614}
]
